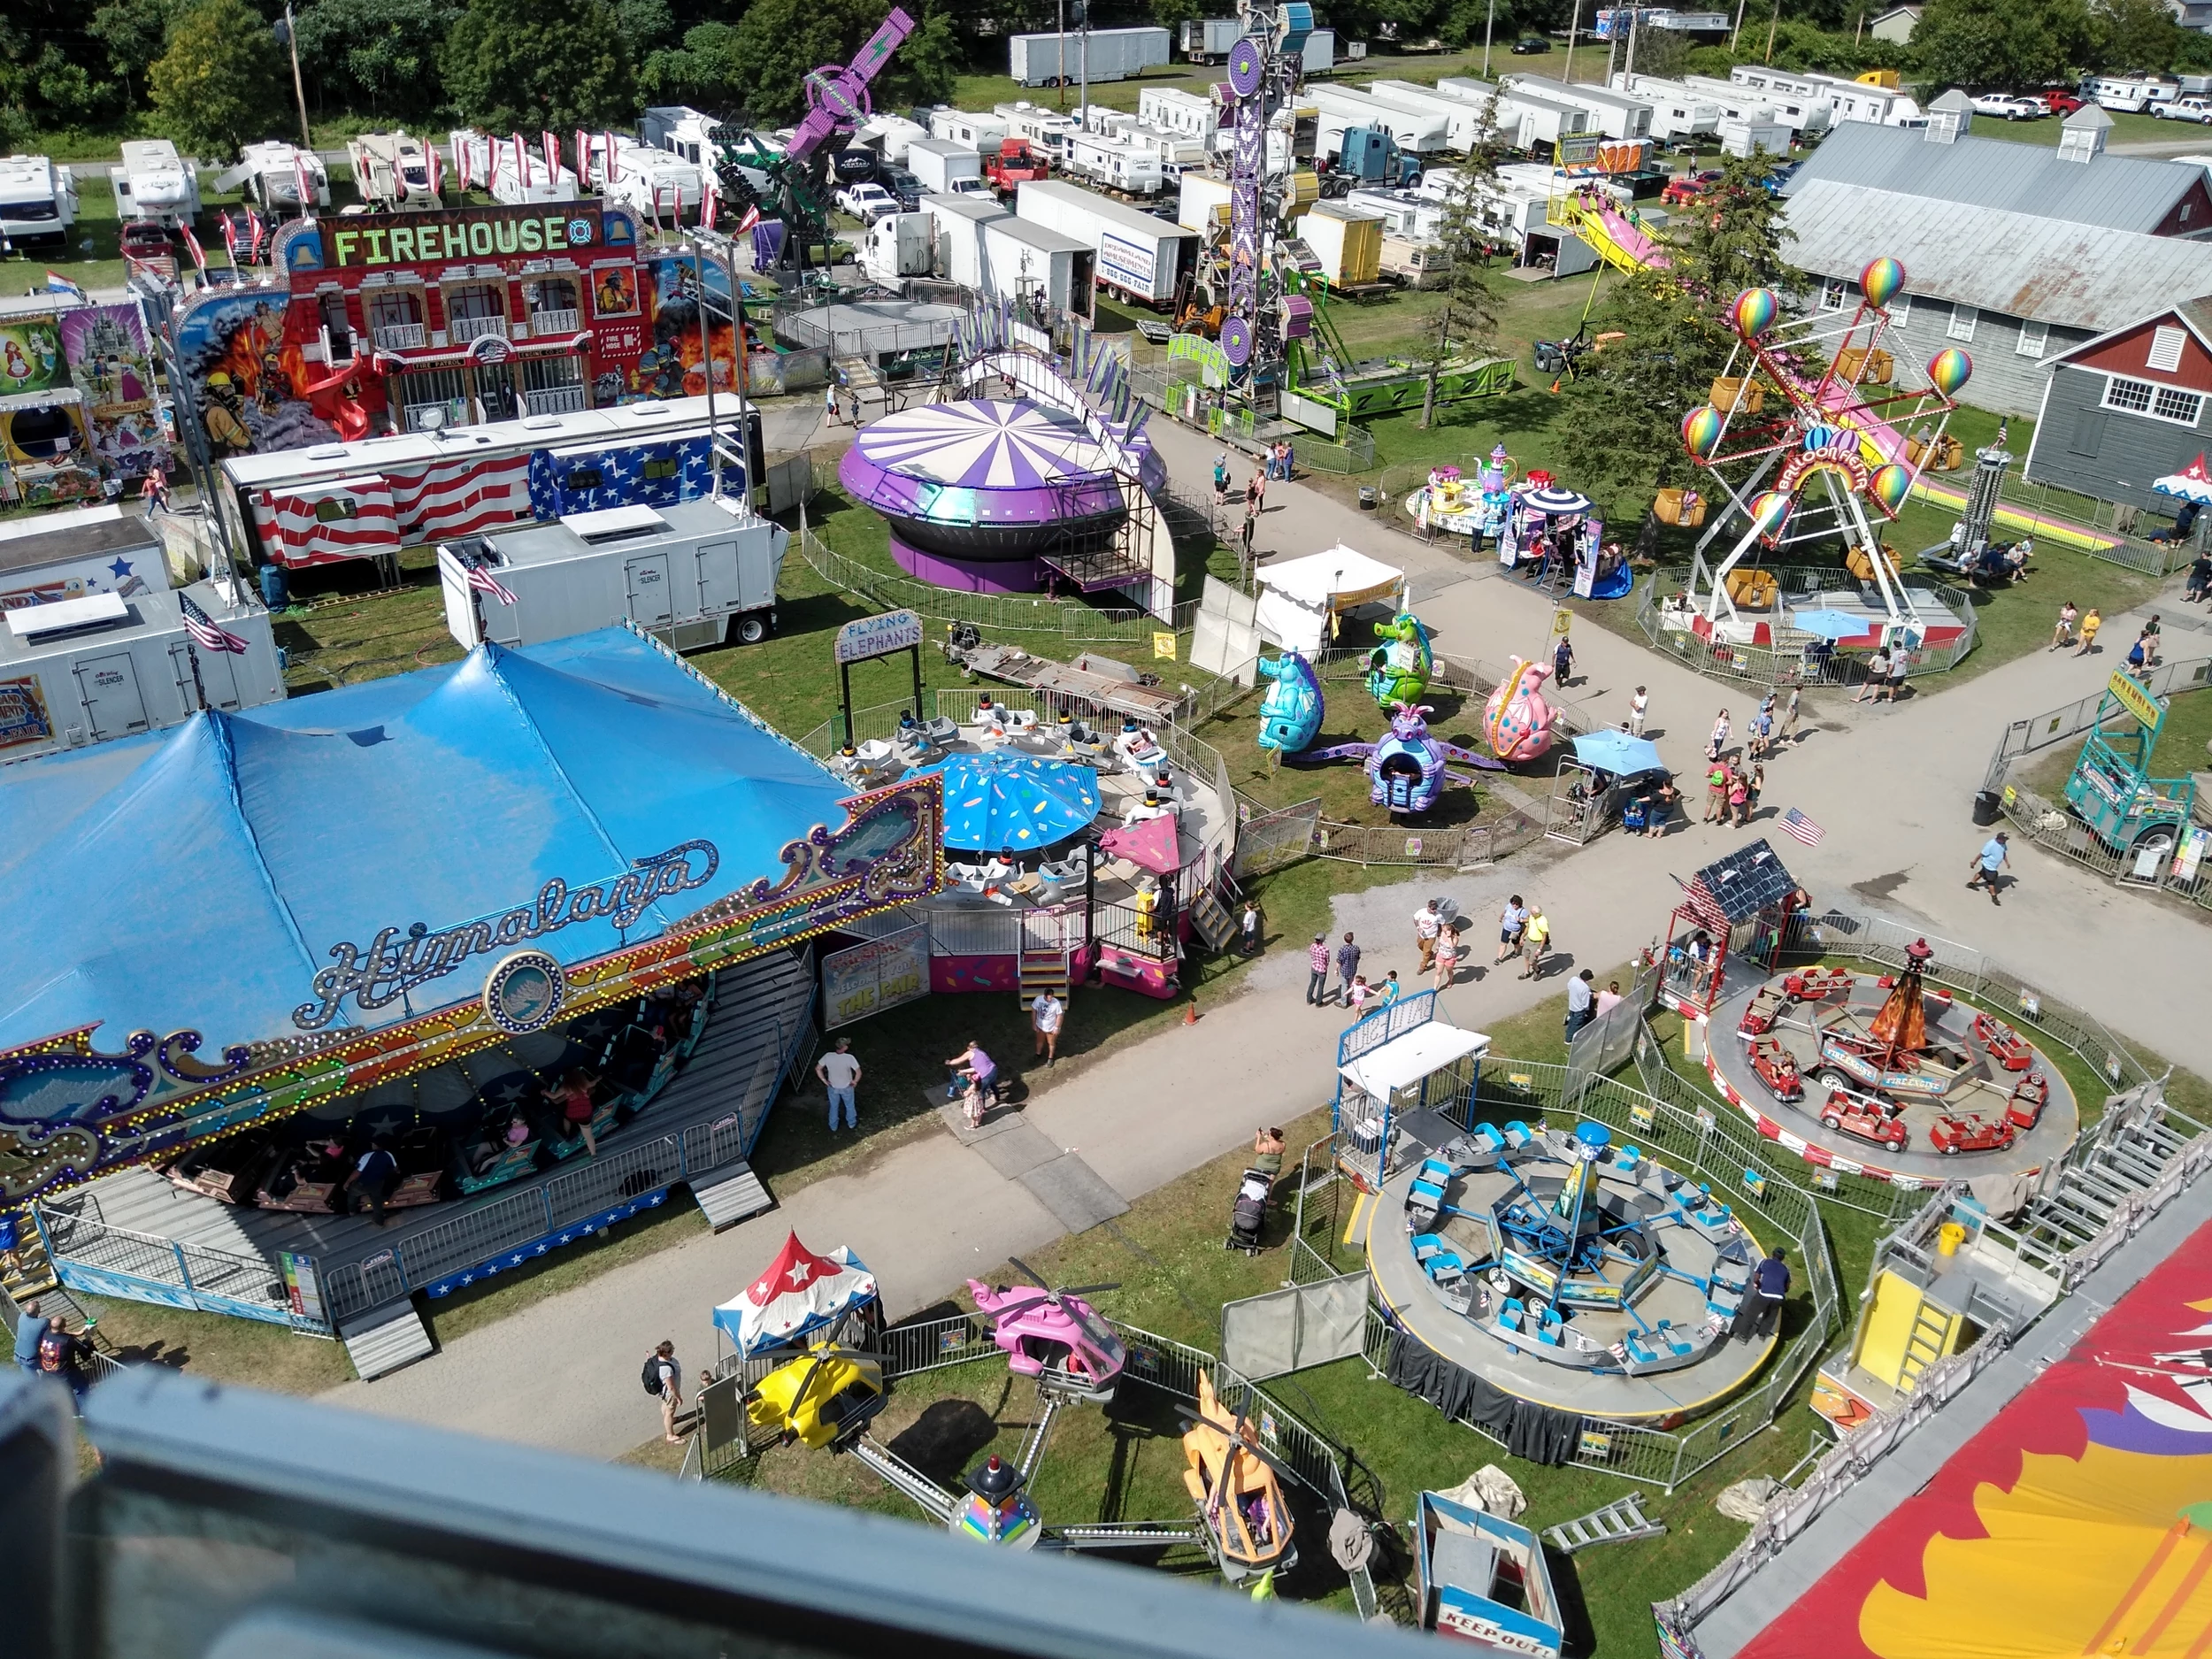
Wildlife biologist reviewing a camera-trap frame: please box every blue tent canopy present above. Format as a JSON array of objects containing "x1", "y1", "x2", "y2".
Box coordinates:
[
  {"x1": 924, "y1": 752, "x2": 1102, "y2": 853},
  {"x1": 0, "y1": 628, "x2": 852, "y2": 1054}
]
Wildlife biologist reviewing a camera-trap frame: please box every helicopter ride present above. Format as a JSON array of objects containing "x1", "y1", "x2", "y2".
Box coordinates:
[
  {"x1": 1177, "y1": 1371, "x2": 1301, "y2": 1586},
  {"x1": 743, "y1": 1341, "x2": 888, "y2": 1450},
  {"x1": 967, "y1": 1257, "x2": 1128, "y2": 1402}
]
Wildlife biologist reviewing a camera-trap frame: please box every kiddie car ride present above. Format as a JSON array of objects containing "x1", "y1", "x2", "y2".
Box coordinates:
[
  {"x1": 1928, "y1": 1111, "x2": 2016, "y2": 1156},
  {"x1": 1746, "y1": 1036, "x2": 1804, "y2": 1104},
  {"x1": 1819, "y1": 1088, "x2": 1909, "y2": 1150}
]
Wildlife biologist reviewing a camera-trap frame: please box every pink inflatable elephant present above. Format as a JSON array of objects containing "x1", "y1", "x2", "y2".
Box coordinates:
[{"x1": 1483, "y1": 657, "x2": 1557, "y2": 763}]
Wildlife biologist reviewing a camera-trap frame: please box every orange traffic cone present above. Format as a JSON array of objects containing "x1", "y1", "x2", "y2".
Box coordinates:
[
  {"x1": 1548, "y1": 376, "x2": 1563, "y2": 395},
  {"x1": 1183, "y1": 999, "x2": 1200, "y2": 1026}
]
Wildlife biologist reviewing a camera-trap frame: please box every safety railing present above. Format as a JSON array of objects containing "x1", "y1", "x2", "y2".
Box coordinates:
[
  {"x1": 31, "y1": 1205, "x2": 326, "y2": 1333},
  {"x1": 1994, "y1": 471, "x2": 2201, "y2": 576},
  {"x1": 1633, "y1": 572, "x2": 1978, "y2": 687}
]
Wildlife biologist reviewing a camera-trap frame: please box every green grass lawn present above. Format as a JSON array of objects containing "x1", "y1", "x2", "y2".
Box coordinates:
[{"x1": 1970, "y1": 108, "x2": 2185, "y2": 148}]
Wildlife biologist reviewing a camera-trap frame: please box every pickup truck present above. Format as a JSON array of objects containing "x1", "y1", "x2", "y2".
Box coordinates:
[
  {"x1": 2155, "y1": 96, "x2": 2212, "y2": 122},
  {"x1": 834, "y1": 182, "x2": 901, "y2": 222},
  {"x1": 1970, "y1": 93, "x2": 2045, "y2": 120}
]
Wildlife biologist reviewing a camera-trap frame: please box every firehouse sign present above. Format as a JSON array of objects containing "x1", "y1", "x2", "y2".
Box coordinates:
[{"x1": 322, "y1": 205, "x2": 603, "y2": 270}]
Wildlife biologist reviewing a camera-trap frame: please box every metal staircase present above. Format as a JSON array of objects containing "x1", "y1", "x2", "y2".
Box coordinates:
[
  {"x1": 2009, "y1": 1083, "x2": 2192, "y2": 1262},
  {"x1": 1186, "y1": 887, "x2": 1239, "y2": 954},
  {"x1": 1018, "y1": 950, "x2": 1071, "y2": 1008},
  {"x1": 1543, "y1": 1493, "x2": 1666, "y2": 1554}
]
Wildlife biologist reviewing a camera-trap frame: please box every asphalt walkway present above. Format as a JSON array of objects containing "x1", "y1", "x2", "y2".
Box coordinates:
[{"x1": 321, "y1": 409, "x2": 2210, "y2": 1455}]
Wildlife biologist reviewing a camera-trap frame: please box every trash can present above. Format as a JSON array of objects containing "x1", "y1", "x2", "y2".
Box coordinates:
[
  {"x1": 1936, "y1": 1221, "x2": 1967, "y2": 1257},
  {"x1": 1971, "y1": 788, "x2": 2001, "y2": 826},
  {"x1": 1358, "y1": 486, "x2": 1379, "y2": 511},
  {"x1": 257, "y1": 561, "x2": 289, "y2": 611}
]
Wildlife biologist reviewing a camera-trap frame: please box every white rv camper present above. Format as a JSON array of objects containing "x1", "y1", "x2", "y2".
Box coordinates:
[
  {"x1": 346, "y1": 132, "x2": 437, "y2": 210},
  {"x1": 213, "y1": 142, "x2": 331, "y2": 212},
  {"x1": 111, "y1": 141, "x2": 201, "y2": 228},
  {"x1": 584, "y1": 135, "x2": 703, "y2": 218},
  {"x1": 449, "y1": 133, "x2": 580, "y2": 205},
  {"x1": 0, "y1": 155, "x2": 80, "y2": 249}
]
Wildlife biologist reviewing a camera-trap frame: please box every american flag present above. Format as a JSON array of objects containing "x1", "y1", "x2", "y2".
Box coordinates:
[
  {"x1": 1779, "y1": 808, "x2": 1825, "y2": 846},
  {"x1": 464, "y1": 558, "x2": 518, "y2": 607},
  {"x1": 736, "y1": 203, "x2": 761, "y2": 234},
  {"x1": 179, "y1": 223, "x2": 207, "y2": 273},
  {"x1": 180, "y1": 593, "x2": 249, "y2": 655}
]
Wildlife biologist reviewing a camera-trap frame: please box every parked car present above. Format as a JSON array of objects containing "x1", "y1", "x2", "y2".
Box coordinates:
[
  {"x1": 877, "y1": 165, "x2": 922, "y2": 210},
  {"x1": 1971, "y1": 93, "x2": 2046, "y2": 120},
  {"x1": 2155, "y1": 96, "x2": 2212, "y2": 122},
  {"x1": 1662, "y1": 168, "x2": 1722, "y2": 206},
  {"x1": 1511, "y1": 35, "x2": 1549, "y2": 52},
  {"x1": 2041, "y1": 89, "x2": 2085, "y2": 114},
  {"x1": 834, "y1": 182, "x2": 901, "y2": 222}
]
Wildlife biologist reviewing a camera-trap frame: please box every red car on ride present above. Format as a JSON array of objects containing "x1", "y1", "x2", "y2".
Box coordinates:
[
  {"x1": 1819, "y1": 1088, "x2": 1908, "y2": 1150},
  {"x1": 1929, "y1": 1112, "x2": 2016, "y2": 1156}
]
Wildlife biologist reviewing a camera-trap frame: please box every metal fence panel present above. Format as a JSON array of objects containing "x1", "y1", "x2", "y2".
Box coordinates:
[{"x1": 1218, "y1": 1274, "x2": 1372, "y2": 1382}]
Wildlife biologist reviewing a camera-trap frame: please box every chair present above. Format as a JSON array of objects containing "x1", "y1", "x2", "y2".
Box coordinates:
[
  {"x1": 1502, "y1": 1120, "x2": 1532, "y2": 1149},
  {"x1": 1471, "y1": 1124, "x2": 1506, "y2": 1157},
  {"x1": 1535, "y1": 1310, "x2": 1563, "y2": 1347},
  {"x1": 1657, "y1": 1320, "x2": 1696, "y2": 1359},
  {"x1": 1406, "y1": 1183, "x2": 1444, "y2": 1229},
  {"x1": 1004, "y1": 709, "x2": 1039, "y2": 736},
  {"x1": 1411, "y1": 1233, "x2": 1448, "y2": 1263},
  {"x1": 1622, "y1": 1331, "x2": 1662, "y2": 1367}
]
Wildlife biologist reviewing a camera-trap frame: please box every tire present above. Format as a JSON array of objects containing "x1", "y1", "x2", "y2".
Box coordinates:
[
  {"x1": 1941, "y1": 1142, "x2": 1958, "y2": 1156},
  {"x1": 737, "y1": 614, "x2": 768, "y2": 645},
  {"x1": 1821, "y1": 1112, "x2": 1842, "y2": 1132}
]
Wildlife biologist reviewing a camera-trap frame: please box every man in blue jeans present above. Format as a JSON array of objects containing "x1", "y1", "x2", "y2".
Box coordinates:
[
  {"x1": 12, "y1": 1298, "x2": 44, "y2": 1373},
  {"x1": 1739, "y1": 1247, "x2": 1791, "y2": 1340},
  {"x1": 817, "y1": 1037, "x2": 862, "y2": 1132}
]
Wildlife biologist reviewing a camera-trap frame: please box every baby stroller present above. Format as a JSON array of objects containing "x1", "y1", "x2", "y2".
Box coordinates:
[{"x1": 1225, "y1": 1169, "x2": 1271, "y2": 1256}]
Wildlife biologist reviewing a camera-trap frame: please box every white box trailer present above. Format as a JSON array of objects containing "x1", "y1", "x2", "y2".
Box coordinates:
[
  {"x1": 1124, "y1": 125, "x2": 1210, "y2": 172},
  {"x1": 218, "y1": 396, "x2": 758, "y2": 570},
  {"x1": 1180, "y1": 19, "x2": 1242, "y2": 63},
  {"x1": 907, "y1": 137, "x2": 985, "y2": 196},
  {"x1": 1141, "y1": 86, "x2": 1218, "y2": 142},
  {"x1": 919, "y1": 193, "x2": 1010, "y2": 288},
  {"x1": 1366, "y1": 79, "x2": 1497, "y2": 151},
  {"x1": 0, "y1": 154, "x2": 79, "y2": 250},
  {"x1": 1694, "y1": 73, "x2": 1829, "y2": 134},
  {"x1": 980, "y1": 217, "x2": 1096, "y2": 320},
  {"x1": 1490, "y1": 85, "x2": 1598, "y2": 150},
  {"x1": 111, "y1": 140, "x2": 201, "y2": 229},
  {"x1": 441, "y1": 497, "x2": 787, "y2": 653},
  {"x1": 858, "y1": 112, "x2": 930, "y2": 164},
  {"x1": 1010, "y1": 27, "x2": 1170, "y2": 88},
  {"x1": 861, "y1": 212, "x2": 935, "y2": 286},
  {"x1": 1345, "y1": 186, "x2": 1446, "y2": 241},
  {"x1": 1718, "y1": 117, "x2": 1792, "y2": 157},
  {"x1": 0, "y1": 505, "x2": 168, "y2": 610},
  {"x1": 1177, "y1": 173, "x2": 1233, "y2": 234},
  {"x1": 1508, "y1": 75, "x2": 1655, "y2": 141},
  {"x1": 1306, "y1": 86, "x2": 1450, "y2": 154},
  {"x1": 929, "y1": 109, "x2": 1010, "y2": 151},
  {"x1": 1014, "y1": 179, "x2": 1199, "y2": 307},
  {"x1": 1065, "y1": 134, "x2": 1165, "y2": 194},
  {"x1": 1613, "y1": 74, "x2": 1723, "y2": 142}
]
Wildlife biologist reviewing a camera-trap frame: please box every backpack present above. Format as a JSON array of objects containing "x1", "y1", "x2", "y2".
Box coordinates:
[
  {"x1": 37, "y1": 1331, "x2": 67, "y2": 1374},
  {"x1": 641, "y1": 1356, "x2": 665, "y2": 1396}
]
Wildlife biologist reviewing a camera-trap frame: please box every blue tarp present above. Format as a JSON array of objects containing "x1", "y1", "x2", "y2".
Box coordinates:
[{"x1": 0, "y1": 628, "x2": 849, "y2": 1054}]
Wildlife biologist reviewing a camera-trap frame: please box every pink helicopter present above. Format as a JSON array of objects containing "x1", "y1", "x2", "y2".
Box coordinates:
[{"x1": 966, "y1": 1257, "x2": 1127, "y2": 1402}]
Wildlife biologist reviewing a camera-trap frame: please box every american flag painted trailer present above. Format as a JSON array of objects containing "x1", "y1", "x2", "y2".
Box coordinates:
[{"x1": 215, "y1": 395, "x2": 764, "y2": 570}]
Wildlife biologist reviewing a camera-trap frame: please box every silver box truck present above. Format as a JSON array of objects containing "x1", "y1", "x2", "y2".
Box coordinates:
[{"x1": 1010, "y1": 27, "x2": 1171, "y2": 88}]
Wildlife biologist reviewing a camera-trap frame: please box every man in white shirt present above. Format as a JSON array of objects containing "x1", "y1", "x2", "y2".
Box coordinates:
[
  {"x1": 816, "y1": 1037, "x2": 863, "y2": 1132},
  {"x1": 1564, "y1": 970, "x2": 1594, "y2": 1041},
  {"x1": 1412, "y1": 897, "x2": 1443, "y2": 972},
  {"x1": 1031, "y1": 990, "x2": 1064, "y2": 1064}
]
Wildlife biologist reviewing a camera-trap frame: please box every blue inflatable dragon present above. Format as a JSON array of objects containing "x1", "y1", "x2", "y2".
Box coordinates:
[{"x1": 1256, "y1": 649, "x2": 1324, "y2": 754}]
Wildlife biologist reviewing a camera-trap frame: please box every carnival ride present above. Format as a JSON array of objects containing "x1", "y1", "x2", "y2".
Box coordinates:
[
  {"x1": 1701, "y1": 940, "x2": 2082, "y2": 1178},
  {"x1": 967, "y1": 1260, "x2": 1128, "y2": 1402},
  {"x1": 1305, "y1": 701, "x2": 1506, "y2": 816},
  {"x1": 1364, "y1": 610, "x2": 1434, "y2": 707},
  {"x1": 1255, "y1": 649, "x2": 1325, "y2": 752},
  {"x1": 2062, "y1": 672, "x2": 2199, "y2": 860},
  {"x1": 701, "y1": 7, "x2": 916, "y2": 273},
  {"x1": 1405, "y1": 447, "x2": 1516, "y2": 539},
  {"x1": 1674, "y1": 258, "x2": 1975, "y2": 649},
  {"x1": 1481, "y1": 657, "x2": 1558, "y2": 764}
]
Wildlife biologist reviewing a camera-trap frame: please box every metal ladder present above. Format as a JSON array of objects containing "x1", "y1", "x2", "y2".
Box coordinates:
[
  {"x1": 1543, "y1": 1493, "x2": 1666, "y2": 1555},
  {"x1": 1897, "y1": 1294, "x2": 1955, "y2": 1392}
]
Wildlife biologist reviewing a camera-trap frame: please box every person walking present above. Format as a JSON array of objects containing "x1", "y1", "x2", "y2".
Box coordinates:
[
  {"x1": 1432, "y1": 924, "x2": 1462, "y2": 991},
  {"x1": 1967, "y1": 831, "x2": 2010, "y2": 904},
  {"x1": 2078, "y1": 608, "x2": 2102, "y2": 656},
  {"x1": 1378, "y1": 970, "x2": 1402, "y2": 1007},
  {"x1": 1564, "y1": 969, "x2": 1594, "y2": 1041},
  {"x1": 1553, "y1": 633, "x2": 1574, "y2": 687},
  {"x1": 1728, "y1": 765, "x2": 1751, "y2": 827},
  {"x1": 1885, "y1": 649, "x2": 1909, "y2": 703},
  {"x1": 825, "y1": 380, "x2": 841, "y2": 426},
  {"x1": 1644, "y1": 775, "x2": 1678, "y2": 837},
  {"x1": 1745, "y1": 759, "x2": 1765, "y2": 821},
  {"x1": 847, "y1": 387, "x2": 863, "y2": 428},
  {"x1": 2050, "y1": 601, "x2": 2078, "y2": 650},
  {"x1": 1747, "y1": 699, "x2": 1772, "y2": 760},
  {"x1": 12, "y1": 1298, "x2": 43, "y2": 1373},
  {"x1": 1305, "y1": 935, "x2": 1332, "y2": 1006},
  {"x1": 1213, "y1": 452, "x2": 1229, "y2": 506},
  {"x1": 1334, "y1": 932, "x2": 1362, "y2": 1005},
  {"x1": 1518, "y1": 906, "x2": 1550, "y2": 980},
  {"x1": 1345, "y1": 974, "x2": 1372, "y2": 1013},
  {"x1": 1854, "y1": 647, "x2": 1887, "y2": 703},
  {"x1": 1030, "y1": 988, "x2": 1064, "y2": 1065},
  {"x1": 1739, "y1": 1248, "x2": 1791, "y2": 1341},
  {"x1": 1628, "y1": 686, "x2": 1648, "y2": 736},
  {"x1": 1245, "y1": 471, "x2": 1261, "y2": 515},
  {"x1": 647, "y1": 1340, "x2": 685, "y2": 1443},
  {"x1": 1707, "y1": 709, "x2": 1731, "y2": 761},
  {"x1": 139, "y1": 467, "x2": 169, "y2": 516},
  {"x1": 1779, "y1": 684, "x2": 1802, "y2": 747},
  {"x1": 1412, "y1": 897, "x2": 1444, "y2": 972},
  {"x1": 1240, "y1": 507, "x2": 1256, "y2": 564},
  {"x1": 36, "y1": 1317, "x2": 93, "y2": 1412},
  {"x1": 817, "y1": 1036, "x2": 863, "y2": 1131},
  {"x1": 1703, "y1": 757, "x2": 1731, "y2": 824},
  {"x1": 1495, "y1": 895, "x2": 1527, "y2": 965}
]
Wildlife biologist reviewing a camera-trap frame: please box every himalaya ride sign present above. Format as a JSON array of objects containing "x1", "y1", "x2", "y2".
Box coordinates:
[{"x1": 320, "y1": 204, "x2": 606, "y2": 270}]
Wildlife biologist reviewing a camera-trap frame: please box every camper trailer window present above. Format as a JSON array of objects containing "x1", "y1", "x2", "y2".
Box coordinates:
[
  {"x1": 312, "y1": 497, "x2": 360, "y2": 524},
  {"x1": 565, "y1": 466, "x2": 605, "y2": 490},
  {"x1": 641, "y1": 456, "x2": 679, "y2": 481}
]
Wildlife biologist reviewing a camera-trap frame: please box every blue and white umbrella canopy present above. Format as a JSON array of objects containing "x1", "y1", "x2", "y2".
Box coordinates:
[
  {"x1": 1788, "y1": 607, "x2": 1878, "y2": 641},
  {"x1": 1570, "y1": 729, "x2": 1665, "y2": 777},
  {"x1": 925, "y1": 751, "x2": 1102, "y2": 853},
  {"x1": 1520, "y1": 485, "x2": 1594, "y2": 517}
]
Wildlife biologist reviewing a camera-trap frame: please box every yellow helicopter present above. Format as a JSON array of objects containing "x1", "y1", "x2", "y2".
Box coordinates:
[
  {"x1": 1179, "y1": 1371, "x2": 1299, "y2": 1584},
  {"x1": 743, "y1": 1341, "x2": 887, "y2": 1451}
]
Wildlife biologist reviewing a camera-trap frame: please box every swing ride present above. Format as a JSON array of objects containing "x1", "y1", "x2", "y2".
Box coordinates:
[{"x1": 1669, "y1": 256, "x2": 1976, "y2": 653}]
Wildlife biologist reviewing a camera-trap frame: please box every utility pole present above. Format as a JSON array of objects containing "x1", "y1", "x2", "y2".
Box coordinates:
[
  {"x1": 1079, "y1": 3, "x2": 1089, "y2": 129},
  {"x1": 1624, "y1": 8, "x2": 1640, "y2": 81},
  {"x1": 283, "y1": 2, "x2": 312, "y2": 152},
  {"x1": 1763, "y1": 0, "x2": 1783, "y2": 64},
  {"x1": 1731, "y1": 0, "x2": 1750, "y2": 50},
  {"x1": 1056, "y1": 0, "x2": 1065, "y2": 111},
  {"x1": 1483, "y1": 0, "x2": 1496, "y2": 79},
  {"x1": 1564, "y1": 0, "x2": 1585, "y2": 86}
]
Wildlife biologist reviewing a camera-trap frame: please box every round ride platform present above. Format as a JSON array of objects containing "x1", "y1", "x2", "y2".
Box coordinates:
[
  {"x1": 1705, "y1": 969, "x2": 2079, "y2": 1187},
  {"x1": 1363, "y1": 1128, "x2": 1777, "y2": 1422}
]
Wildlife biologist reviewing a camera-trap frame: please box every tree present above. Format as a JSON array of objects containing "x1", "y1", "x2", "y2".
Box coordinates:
[
  {"x1": 640, "y1": 0, "x2": 955, "y2": 126},
  {"x1": 149, "y1": 0, "x2": 281, "y2": 161},
  {"x1": 1555, "y1": 154, "x2": 1797, "y2": 524},
  {"x1": 89, "y1": 0, "x2": 176, "y2": 109},
  {"x1": 1418, "y1": 95, "x2": 1506, "y2": 429},
  {"x1": 2089, "y1": 0, "x2": 2182, "y2": 73},
  {"x1": 441, "y1": 0, "x2": 634, "y2": 133},
  {"x1": 295, "y1": 0, "x2": 457, "y2": 119},
  {"x1": 1909, "y1": 0, "x2": 2091, "y2": 91}
]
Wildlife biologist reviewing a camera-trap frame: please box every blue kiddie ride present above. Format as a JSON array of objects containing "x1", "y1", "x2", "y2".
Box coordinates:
[{"x1": 1256, "y1": 649, "x2": 1325, "y2": 753}]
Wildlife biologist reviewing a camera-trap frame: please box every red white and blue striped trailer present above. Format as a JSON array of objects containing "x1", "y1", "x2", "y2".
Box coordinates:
[{"x1": 216, "y1": 395, "x2": 757, "y2": 570}]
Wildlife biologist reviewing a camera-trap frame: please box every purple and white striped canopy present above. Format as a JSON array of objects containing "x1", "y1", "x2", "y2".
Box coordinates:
[{"x1": 850, "y1": 399, "x2": 1120, "y2": 489}]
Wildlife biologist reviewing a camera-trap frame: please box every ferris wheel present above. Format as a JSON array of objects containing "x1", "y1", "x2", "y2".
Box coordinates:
[{"x1": 1676, "y1": 256, "x2": 1973, "y2": 646}]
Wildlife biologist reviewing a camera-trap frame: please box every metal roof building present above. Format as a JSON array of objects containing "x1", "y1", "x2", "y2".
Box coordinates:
[{"x1": 1776, "y1": 113, "x2": 2212, "y2": 414}]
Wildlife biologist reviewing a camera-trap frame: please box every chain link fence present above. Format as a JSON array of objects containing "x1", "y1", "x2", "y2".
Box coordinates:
[{"x1": 1633, "y1": 570, "x2": 1978, "y2": 689}]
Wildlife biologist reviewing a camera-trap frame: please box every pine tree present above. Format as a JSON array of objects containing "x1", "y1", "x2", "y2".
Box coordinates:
[{"x1": 1418, "y1": 91, "x2": 1506, "y2": 430}]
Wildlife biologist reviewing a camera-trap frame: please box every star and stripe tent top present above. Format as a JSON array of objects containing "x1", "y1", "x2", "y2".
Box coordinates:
[
  {"x1": 713, "y1": 1231, "x2": 879, "y2": 1356},
  {"x1": 924, "y1": 751, "x2": 1102, "y2": 853},
  {"x1": 0, "y1": 627, "x2": 853, "y2": 1056},
  {"x1": 2154, "y1": 453, "x2": 2212, "y2": 505}
]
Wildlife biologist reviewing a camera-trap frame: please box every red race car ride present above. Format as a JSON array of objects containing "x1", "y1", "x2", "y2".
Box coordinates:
[{"x1": 1818, "y1": 1088, "x2": 1909, "y2": 1150}]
